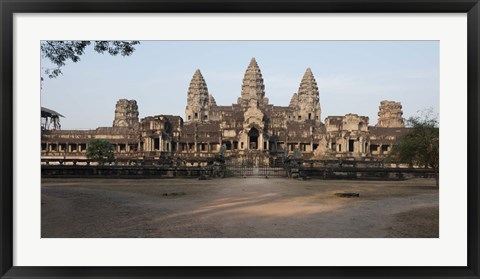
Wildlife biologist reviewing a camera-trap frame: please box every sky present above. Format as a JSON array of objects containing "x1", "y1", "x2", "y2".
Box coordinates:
[{"x1": 41, "y1": 41, "x2": 439, "y2": 130}]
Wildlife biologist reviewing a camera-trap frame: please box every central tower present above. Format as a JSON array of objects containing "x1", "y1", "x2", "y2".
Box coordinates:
[{"x1": 238, "y1": 58, "x2": 268, "y2": 108}]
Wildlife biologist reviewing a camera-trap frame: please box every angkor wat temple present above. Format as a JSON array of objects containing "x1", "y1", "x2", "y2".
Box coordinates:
[{"x1": 41, "y1": 58, "x2": 410, "y2": 164}]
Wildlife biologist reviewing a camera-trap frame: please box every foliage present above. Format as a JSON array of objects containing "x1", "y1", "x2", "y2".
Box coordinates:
[
  {"x1": 293, "y1": 147, "x2": 302, "y2": 159},
  {"x1": 41, "y1": 41, "x2": 140, "y2": 79},
  {"x1": 86, "y1": 139, "x2": 115, "y2": 165},
  {"x1": 388, "y1": 112, "x2": 439, "y2": 170}
]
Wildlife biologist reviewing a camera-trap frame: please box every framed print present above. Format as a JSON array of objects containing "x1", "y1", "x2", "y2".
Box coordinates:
[{"x1": 1, "y1": 0, "x2": 479, "y2": 278}]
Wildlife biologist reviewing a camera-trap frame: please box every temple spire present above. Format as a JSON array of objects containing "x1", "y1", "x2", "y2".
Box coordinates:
[
  {"x1": 376, "y1": 100, "x2": 405, "y2": 128},
  {"x1": 185, "y1": 69, "x2": 210, "y2": 122},
  {"x1": 238, "y1": 57, "x2": 267, "y2": 107},
  {"x1": 187, "y1": 69, "x2": 209, "y2": 104},
  {"x1": 248, "y1": 57, "x2": 258, "y2": 67},
  {"x1": 298, "y1": 68, "x2": 319, "y2": 99},
  {"x1": 291, "y1": 68, "x2": 321, "y2": 122},
  {"x1": 113, "y1": 99, "x2": 139, "y2": 128}
]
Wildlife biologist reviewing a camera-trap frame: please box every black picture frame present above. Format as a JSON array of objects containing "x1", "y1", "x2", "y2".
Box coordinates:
[{"x1": 1, "y1": 0, "x2": 479, "y2": 278}]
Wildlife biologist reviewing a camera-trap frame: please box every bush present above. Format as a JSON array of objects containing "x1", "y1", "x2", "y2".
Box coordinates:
[{"x1": 86, "y1": 139, "x2": 114, "y2": 165}]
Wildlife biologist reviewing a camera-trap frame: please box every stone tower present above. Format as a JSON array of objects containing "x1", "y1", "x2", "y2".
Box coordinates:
[
  {"x1": 289, "y1": 93, "x2": 298, "y2": 108},
  {"x1": 238, "y1": 58, "x2": 268, "y2": 108},
  {"x1": 290, "y1": 68, "x2": 321, "y2": 122},
  {"x1": 113, "y1": 99, "x2": 139, "y2": 128},
  {"x1": 376, "y1": 100, "x2": 405, "y2": 128},
  {"x1": 185, "y1": 69, "x2": 213, "y2": 122},
  {"x1": 208, "y1": 94, "x2": 217, "y2": 107}
]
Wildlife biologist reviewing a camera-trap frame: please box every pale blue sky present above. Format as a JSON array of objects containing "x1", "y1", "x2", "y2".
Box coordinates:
[{"x1": 41, "y1": 41, "x2": 439, "y2": 129}]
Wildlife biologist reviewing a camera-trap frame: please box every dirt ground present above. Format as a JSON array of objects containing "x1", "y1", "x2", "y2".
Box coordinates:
[{"x1": 41, "y1": 178, "x2": 438, "y2": 238}]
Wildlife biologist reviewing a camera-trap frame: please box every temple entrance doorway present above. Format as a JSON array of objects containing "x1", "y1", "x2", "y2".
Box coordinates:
[
  {"x1": 224, "y1": 152, "x2": 286, "y2": 177},
  {"x1": 248, "y1": 127, "x2": 259, "y2": 150}
]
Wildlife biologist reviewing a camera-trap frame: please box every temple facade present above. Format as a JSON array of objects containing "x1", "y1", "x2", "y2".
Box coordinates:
[{"x1": 41, "y1": 58, "x2": 410, "y2": 163}]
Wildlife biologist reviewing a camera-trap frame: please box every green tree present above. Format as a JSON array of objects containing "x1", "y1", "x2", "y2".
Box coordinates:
[
  {"x1": 388, "y1": 112, "x2": 439, "y2": 186},
  {"x1": 41, "y1": 41, "x2": 140, "y2": 79},
  {"x1": 86, "y1": 139, "x2": 115, "y2": 165}
]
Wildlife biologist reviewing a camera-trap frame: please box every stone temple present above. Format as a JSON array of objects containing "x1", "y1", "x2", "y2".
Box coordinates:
[{"x1": 41, "y1": 58, "x2": 410, "y2": 163}]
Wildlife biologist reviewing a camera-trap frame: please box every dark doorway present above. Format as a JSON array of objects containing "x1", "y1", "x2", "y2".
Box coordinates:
[
  {"x1": 349, "y1": 139, "x2": 355, "y2": 152},
  {"x1": 248, "y1": 127, "x2": 259, "y2": 149}
]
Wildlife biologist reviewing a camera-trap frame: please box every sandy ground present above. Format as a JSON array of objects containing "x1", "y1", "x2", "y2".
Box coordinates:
[{"x1": 41, "y1": 178, "x2": 438, "y2": 238}]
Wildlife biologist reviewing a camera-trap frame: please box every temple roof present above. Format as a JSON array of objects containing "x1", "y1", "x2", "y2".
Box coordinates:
[
  {"x1": 369, "y1": 126, "x2": 411, "y2": 137},
  {"x1": 286, "y1": 121, "x2": 317, "y2": 141},
  {"x1": 325, "y1": 116, "x2": 343, "y2": 126}
]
